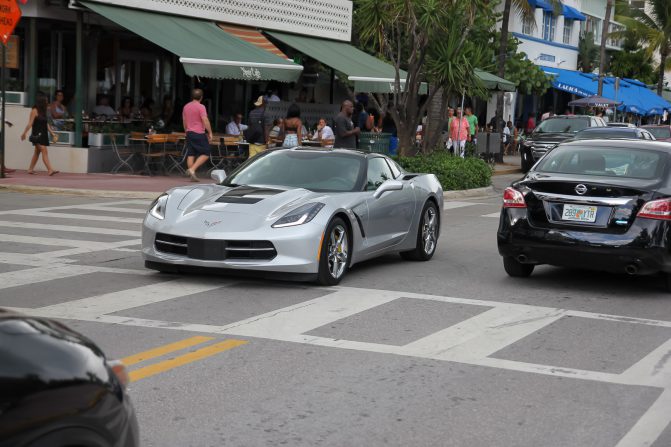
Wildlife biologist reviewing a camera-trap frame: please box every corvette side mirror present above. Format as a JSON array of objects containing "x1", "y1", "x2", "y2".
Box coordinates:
[
  {"x1": 211, "y1": 169, "x2": 227, "y2": 184},
  {"x1": 373, "y1": 180, "x2": 403, "y2": 199}
]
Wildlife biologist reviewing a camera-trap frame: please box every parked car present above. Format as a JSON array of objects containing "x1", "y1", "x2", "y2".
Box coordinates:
[
  {"x1": 642, "y1": 125, "x2": 671, "y2": 142},
  {"x1": 0, "y1": 309, "x2": 139, "y2": 447},
  {"x1": 498, "y1": 140, "x2": 671, "y2": 291},
  {"x1": 572, "y1": 127, "x2": 655, "y2": 141},
  {"x1": 142, "y1": 147, "x2": 444, "y2": 285},
  {"x1": 519, "y1": 115, "x2": 607, "y2": 172},
  {"x1": 607, "y1": 122, "x2": 637, "y2": 128}
]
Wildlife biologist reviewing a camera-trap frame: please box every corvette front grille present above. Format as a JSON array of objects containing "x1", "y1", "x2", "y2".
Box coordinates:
[{"x1": 155, "y1": 233, "x2": 276, "y2": 261}]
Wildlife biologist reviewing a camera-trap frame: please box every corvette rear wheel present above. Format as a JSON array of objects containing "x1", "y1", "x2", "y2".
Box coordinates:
[
  {"x1": 401, "y1": 201, "x2": 439, "y2": 261},
  {"x1": 318, "y1": 217, "x2": 350, "y2": 286}
]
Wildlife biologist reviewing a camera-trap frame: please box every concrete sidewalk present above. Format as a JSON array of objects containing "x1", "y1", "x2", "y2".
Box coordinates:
[{"x1": 0, "y1": 154, "x2": 522, "y2": 199}]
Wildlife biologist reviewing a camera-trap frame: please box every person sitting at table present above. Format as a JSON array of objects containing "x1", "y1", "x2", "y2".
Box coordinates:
[
  {"x1": 157, "y1": 95, "x2": 174, "y2": 130},
  {"x1": 140, "y1": 98, "x2": 155, "y2": 121},
  {"x1": 225, "y1": 112, "x2": 248, "y2": 136},
  {"x1": 118, "y1": 96, "x2": 136, "y2": 122},
  {"x1": 313, "y1": 118, "x2": 335, "y2": 147},
  {"x1": 92, "y1": 95, "x2": 117, "y2": 118},
  {"x1": 48, "y1": 90, "x2": 68, "y2": 130},
  {"x1": 268, "y1": 118, "x2": 283, "y2": 147},
  {"x1": 281, "y1": 104, "x2": 302, "y2": 148}
]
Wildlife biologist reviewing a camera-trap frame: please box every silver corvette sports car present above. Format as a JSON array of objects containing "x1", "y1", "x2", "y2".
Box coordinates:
[{"x1": 142, "y1": 147, "x2": 443, "y2": 285}]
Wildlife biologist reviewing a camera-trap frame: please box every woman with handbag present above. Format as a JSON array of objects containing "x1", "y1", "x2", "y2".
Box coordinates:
[{"x1": 21, "y1": 96, "x2": 59, "y2": 175}]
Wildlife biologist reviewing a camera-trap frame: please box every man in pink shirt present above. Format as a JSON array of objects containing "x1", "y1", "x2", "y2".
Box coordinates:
[
  {"x1": 182, "y1": 88, "x2": 213, "y2": 181},
  {"x1": 449, "y1": 107, "x2": 470, "y2": 158}
]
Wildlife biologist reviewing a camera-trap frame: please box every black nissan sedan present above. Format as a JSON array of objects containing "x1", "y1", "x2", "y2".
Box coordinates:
[
  {"x1": 498, "y1": 139, "x2": 671, "y2": 291},
  {"x1": 0, "y1": 309, "x2": 139, "y2": 447}
]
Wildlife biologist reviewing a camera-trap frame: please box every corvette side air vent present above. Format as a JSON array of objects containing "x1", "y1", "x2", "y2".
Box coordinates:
[
  {"x1": 402, "y1": 174, "x2": 419, "y2": 180},
  {"x1": 216, "y1": 196, "x2": 264, "y2": 204}
]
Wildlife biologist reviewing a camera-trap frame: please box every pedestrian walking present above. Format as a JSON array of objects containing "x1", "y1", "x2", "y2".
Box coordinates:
[
  {"x1": 182, "y1": 88, "x2": 213, "y2": 182},
  {"x1": 281, "y1": 103, "x2": 303, "y2": 148},
  {"x1": 21, "y1": 95, "x2": 59, "y2": 176},
  {"x1": 449, "y1": 107, "x2": 470, "y2": 158},
  {"x1": 465, "y1": 106, "x2": 478, "y2": 145},
  {"x1": 333, "y1": 100, "x2": 360, "y2": 149}
]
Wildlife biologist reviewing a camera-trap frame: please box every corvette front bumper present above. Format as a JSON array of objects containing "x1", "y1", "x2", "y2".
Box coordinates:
[{"x1": 141, "y1": 221, "x2": 324, "y2": 274}]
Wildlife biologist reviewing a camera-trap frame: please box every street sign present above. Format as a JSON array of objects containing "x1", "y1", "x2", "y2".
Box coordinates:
[{"x1": 0, "y1": 0, "x2": 21, "y2": 45}]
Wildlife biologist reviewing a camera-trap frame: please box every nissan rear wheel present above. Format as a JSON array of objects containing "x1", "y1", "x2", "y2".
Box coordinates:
[
  {"x1": 400, "y1": 201, "x2": 439, "y2": 261},
  {"x1": 317, "y1": 217, "x2": 350, "y2": 286},
  {"x1": 503, "y1": 256, "x2": 534, "y2": 277}
]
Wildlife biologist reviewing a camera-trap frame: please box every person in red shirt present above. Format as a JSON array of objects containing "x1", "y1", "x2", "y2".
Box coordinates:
[
  {"x1": 182, "y1": 89, "x2": 213, "y2": 182},
  {"x1": 525, "y1": 116, "x2": 536, "y2": 135},
  {"x1": 449, "y1": 107, "x2": 470, "y2": 158}
]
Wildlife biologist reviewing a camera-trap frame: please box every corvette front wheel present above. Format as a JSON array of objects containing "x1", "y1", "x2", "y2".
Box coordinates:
[{"x1": 317, "y1": 217, "x2": 350, "y2": 286}]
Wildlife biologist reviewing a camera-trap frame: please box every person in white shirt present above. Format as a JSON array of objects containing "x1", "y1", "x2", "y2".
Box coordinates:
[
  {"x1": 503, "y1": 120, "x2": 512, "y2": 155},
  {"x1": 225, "y1": 113, "x2": 248, "y2": 136},
  {"x1": 92, "y1": 96, "x2": 117, "y2": 118},
  {"x1": 314, "y1": 118, "x2": 335, "y2": 147}
]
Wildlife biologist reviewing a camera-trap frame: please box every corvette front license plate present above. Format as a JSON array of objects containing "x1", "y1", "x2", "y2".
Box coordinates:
[{"x1": 561, "y1": 204, "x2": 597, "y2": 223}]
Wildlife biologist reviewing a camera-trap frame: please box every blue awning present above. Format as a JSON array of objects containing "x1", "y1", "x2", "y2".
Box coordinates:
[
  {"x1": 543, "y1": 67, "x2": 671, "y2": 116},
  {"x1": 562, "y1": 4, "x2": 586, "y2": 21},
  {"x1": 528, "y1": 0, "x2": 555, "y2": 12},
  {"x1": 542, "y1": 66, "x2": 597, "y2": 97}
]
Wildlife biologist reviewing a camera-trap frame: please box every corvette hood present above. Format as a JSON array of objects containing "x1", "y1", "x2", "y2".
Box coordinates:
[{"x1": 168, "y1": 185, "x2": 330, "y2": 233}]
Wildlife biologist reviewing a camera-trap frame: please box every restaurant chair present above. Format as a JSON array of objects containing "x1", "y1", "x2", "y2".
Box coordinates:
[
  {"x1": 142, "y1": 134, "x2": 169, "y2": 175},
  {"x1": 166, "y1": 134, "x2": 188, "y2": 175},
  {"x1": 110, "y1": 133, "x2": 136, "y2": 174}
]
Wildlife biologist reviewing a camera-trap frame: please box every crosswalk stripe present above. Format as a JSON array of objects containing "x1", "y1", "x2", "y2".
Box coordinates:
[
  {"x1": 0, "y1": 233, "x2": 130, "y2": 250},
  {"x1": 482, "y1": 212, "x2": 500, "y2": 218},
  {"x1": 0, "y1": 220, "x2": 141, "y2": 237},
  {"x1": 443, "y1": 201, "x2": 483, "y2": 210},
  {"x1": 2, "y1": 209, "x2": 142, "y2": 224}
]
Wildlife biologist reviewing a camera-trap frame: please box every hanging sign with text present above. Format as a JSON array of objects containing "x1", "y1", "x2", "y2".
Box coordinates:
[{"x1": 0, "y1": 0, "x2": 21, "y2": 45}]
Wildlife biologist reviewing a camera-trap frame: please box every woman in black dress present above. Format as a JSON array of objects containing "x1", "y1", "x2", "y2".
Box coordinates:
[{"x1": 21, "y1": 95, "x2": 58, "y2": 175}]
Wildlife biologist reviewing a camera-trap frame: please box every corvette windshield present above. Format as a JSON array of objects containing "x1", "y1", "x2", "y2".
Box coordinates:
[{"x1": 223, "y1": 150, "x2": 365, "y2": 192}]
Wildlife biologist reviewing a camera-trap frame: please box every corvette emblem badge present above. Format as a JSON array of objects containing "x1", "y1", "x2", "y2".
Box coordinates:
[{"x1": 204, "y1": 220, "x2": 223, "y2": 228}]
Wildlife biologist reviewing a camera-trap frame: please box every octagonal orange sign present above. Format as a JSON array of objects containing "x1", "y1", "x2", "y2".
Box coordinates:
[{"x1": 0, "y1": 0, "x2": 21, "y2": 45}]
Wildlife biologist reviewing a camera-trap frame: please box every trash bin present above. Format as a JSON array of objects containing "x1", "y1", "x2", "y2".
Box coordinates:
[{"x1": 359, "y1": 132, "x2": 391, "y2": 154}]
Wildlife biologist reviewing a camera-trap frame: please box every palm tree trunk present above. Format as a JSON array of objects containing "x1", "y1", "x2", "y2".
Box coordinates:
[
  {"x1": 495, "y1": 0, "x2": 512, "y2": 160},
  {"x1": 597, "y1": 0, "x2": 613, "y2": 95},
  {"x1": 658, "y1": 50, "x2": 668, "y2": 96}
]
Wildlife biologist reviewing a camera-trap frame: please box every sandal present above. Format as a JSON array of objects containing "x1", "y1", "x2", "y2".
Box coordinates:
[
  {"x1": 48, "y1": 170, "x2": 59, "y2": 176},
  {"x1": 27, "y1": 170, "x2": 36, "y2": 175}
]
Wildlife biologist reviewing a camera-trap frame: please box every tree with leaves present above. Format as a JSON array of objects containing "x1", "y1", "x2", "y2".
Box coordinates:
[
  {"x1": 616, "y1": 0, "x2": 671, "y2": 95},
  {"x1": 578, "y1": 31, "x2": 599, "y2": 73},
  {"x1": 610, "y1": 29, "x2": 656, "y2": 84},
  {"x1": 354, "y1": 0, "x2": 490, "y2": 156}
]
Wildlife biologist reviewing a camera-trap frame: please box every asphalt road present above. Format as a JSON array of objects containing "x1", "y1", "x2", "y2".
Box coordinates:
[{"x1": 1, "y1": 181, "x2": 670, "y2": 447}]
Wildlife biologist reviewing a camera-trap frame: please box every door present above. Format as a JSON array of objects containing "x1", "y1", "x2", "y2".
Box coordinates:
[{"x1": 363, "y1": 157, "x2": 416, "y2": 252}]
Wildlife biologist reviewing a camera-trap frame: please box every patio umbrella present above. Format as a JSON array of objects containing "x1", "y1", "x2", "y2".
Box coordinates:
[{"x1": 568, "y1": 95, "x2": 622, "y2": 108}]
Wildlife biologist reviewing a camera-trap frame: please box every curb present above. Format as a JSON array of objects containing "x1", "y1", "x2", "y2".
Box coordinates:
[
  {"x1": 493, "y1": 167, "x2": 523, "y2": 176},
  {"x1": 3, "y1": 182, "x2": 499, "y2": 201},
  {"x1": 0, "y1": 184, "x2": 160, "y2": 199},
  {"x1": 443, "y1": 186, "x2": 496, "y2": 200}
]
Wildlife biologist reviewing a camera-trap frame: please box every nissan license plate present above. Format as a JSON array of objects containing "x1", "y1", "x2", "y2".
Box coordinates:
[{"x1": 561, "y1": 204, "x2": 597, "y2": 223}]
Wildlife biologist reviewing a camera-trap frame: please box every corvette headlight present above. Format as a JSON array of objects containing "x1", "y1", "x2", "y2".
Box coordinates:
[
  {"x1": 272, "y1": 202, "x2": 325, "y2": 228},
  {"x1": 149, "y1": 194, "x2": 168, "y2": 220}
]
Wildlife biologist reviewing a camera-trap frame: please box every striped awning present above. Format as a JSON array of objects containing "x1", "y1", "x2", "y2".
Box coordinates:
[{"x1": 218, "y1": 24, "x2": 290, "y2": 61}]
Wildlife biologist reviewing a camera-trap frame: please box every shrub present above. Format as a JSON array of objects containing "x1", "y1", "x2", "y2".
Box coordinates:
[{"x1": 395, "y1": 151, "x2": 492, "y2": 191}]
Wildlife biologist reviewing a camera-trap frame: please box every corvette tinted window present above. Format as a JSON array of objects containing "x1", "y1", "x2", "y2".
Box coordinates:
[
  {"x1": 536, "y1": 145, "x2": 666, "y2": 179},
  {"x1": 224, "y1": 150, "x2": 364, "y2": 192},
  {"x1": 367, "y1": 157, "x2": 394, "y2": 190}
]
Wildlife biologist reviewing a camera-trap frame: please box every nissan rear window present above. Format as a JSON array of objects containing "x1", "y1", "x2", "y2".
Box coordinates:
[{"x1": 535, "y1": 145, "x2": 667, "y2": 180}]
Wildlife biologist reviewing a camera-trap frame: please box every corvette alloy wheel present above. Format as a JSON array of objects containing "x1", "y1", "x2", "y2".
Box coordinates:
[
  {"x1": 422, "y1": 206, "x2": 437, "y2": 256},
  {"x1": 327, "y1": 224, "x2": 348, "y2": 279}
]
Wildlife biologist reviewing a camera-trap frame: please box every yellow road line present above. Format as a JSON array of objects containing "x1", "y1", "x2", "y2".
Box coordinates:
[
  {"x1": 121, "y1": 336, "x2": 214, "y2": 366},
  {"x1": 129, "y1": 339, "x2": 248, "y2": 382}
]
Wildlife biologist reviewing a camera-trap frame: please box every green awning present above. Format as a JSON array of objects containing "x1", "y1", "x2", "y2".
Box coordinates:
[
  {"x1": 82, "y1": 2, "x2": 302, "y2": 82},
  {"x1": 474, "y1": 69, "x2": 516, "y2": 92},
  {"x1": 267, "y1": 31, "x2": 426, "y2": 94}
]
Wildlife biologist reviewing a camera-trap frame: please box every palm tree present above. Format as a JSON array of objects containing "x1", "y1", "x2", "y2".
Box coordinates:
[
  {"x1": 578, "y1": 31, "x2": 599, "y2": 73},
  {"x1": 597, "y1": 0, "x2": 614, "y2": 95},
  {"x1": 617, "y1": 0, "x2": 671, "y2": 95}
]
